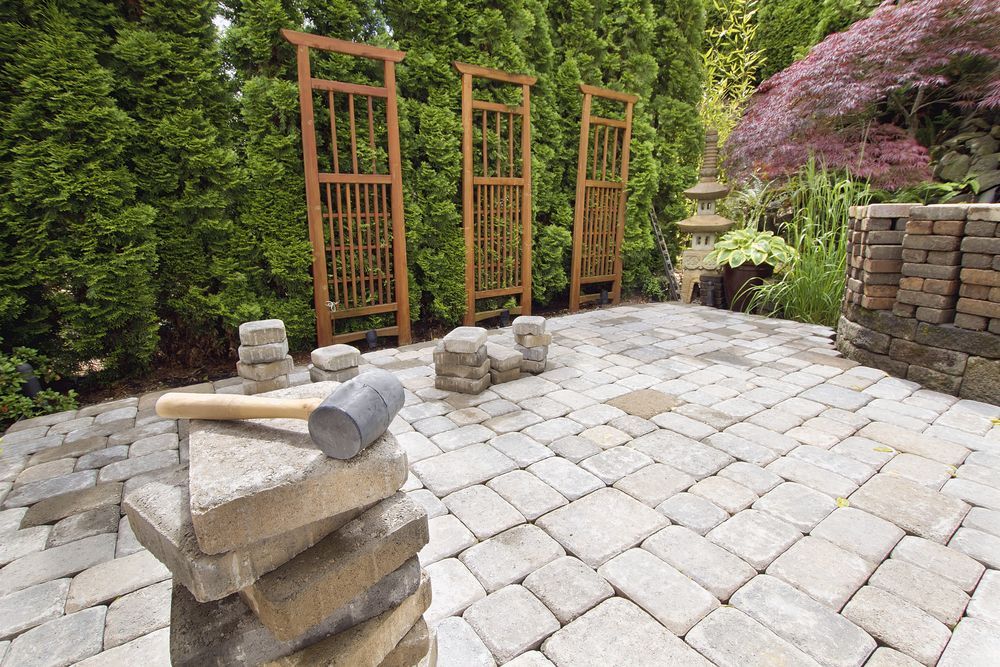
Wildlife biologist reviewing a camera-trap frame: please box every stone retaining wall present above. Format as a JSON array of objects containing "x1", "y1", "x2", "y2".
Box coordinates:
[{"x1": 837, "y1": 203, "x2": 1000, "y2": 403}]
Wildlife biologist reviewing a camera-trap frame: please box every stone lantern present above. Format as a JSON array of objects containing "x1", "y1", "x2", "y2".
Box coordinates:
[{"x1": 677, "y1": 129, "x2": 736, "y2": 303}]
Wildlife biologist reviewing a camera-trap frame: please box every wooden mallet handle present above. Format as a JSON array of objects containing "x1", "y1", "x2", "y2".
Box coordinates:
[{"x1": 155, "y1": 393, "x2": 323, "y2": 422}]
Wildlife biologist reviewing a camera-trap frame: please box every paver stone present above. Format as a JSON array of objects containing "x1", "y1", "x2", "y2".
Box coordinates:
[
  {"x1": 459, "y1": 524, "x2": 565, "y2": 593},
  {"x1": 3, "y1": 606, "x2": 106, "y2": 667},
  {"x1": 765, "y1": 536, "x2": 873, "y2": 610},
  {"x1": 642, "y1": 525, "x2": 755, "y2": 601},
  {"x1": 706, "y1": 510, "x2": 801, "y2": 570},
  {"x1": 434, "y1": 616, "x2": 495, "y2": 667},
  {"x1": 463, "y1": 585, "x2": 560, "y2": 663},
  {"x1": 842, "y1": 586, "x2": 950, "y2": 666},
  {"x1": 425, "y1": 559, "x2": 487, "y2": 625},
  {"x1": 868, "y1": 559, "x2": 969, "y2": 626},
  {"x1": 810, "y1": 507, "x2": 905, "y2": 563},
  {"x1": 685, "y1": 608, "x2": 821, "y2": 667},
  {"x1": 850, "y1": 474, "x2": 969, "y2": 543},
  {"x1": 522, "y1": 556, "x2": 613, "y2": 624}
]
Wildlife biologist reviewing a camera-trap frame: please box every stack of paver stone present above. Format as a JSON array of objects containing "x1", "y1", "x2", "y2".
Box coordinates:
[
  {"x1": 434, "y1": 327, "x2": 490, "y2": 394},
  {"x1": 486, "y1": 342, "x2": 523, "y2": 385},
  {"x1": 309, "y1": 343, "x2": 361, "y2": 382},
  {"x1": 955, "y1": 207, "x2": 1000, "y2": 333},
  {"x1": 897, "y1": 206, "x2": 965, "y2": 324},
  {"x1": 238, "y1": 320, "x2": 293, "y2": 395},
  {"x1": 123, "y1": 381, "x2": 434, "y2": 666},
  {"x1": 513, "y1": 316, "x2": 550, "y2": 374},
  {"x1": 844, "y1": 204, "x2": 909, "y2": 310}
]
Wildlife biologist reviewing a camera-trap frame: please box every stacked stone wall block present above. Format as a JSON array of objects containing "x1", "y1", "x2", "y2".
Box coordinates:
[
  {"x1": 238, "y1": 320, "x2": 293, "y2": 395},
  {"x1": 124, "y1": 382, "x2": 434, "y2": 665},
  {"x1": 844, "y1": 206, "x2": 908, "y2": 311},
  {"x1": 839, "y1": 204, "x2": 1000, "y2": 403},
  {"x1": 435, "y1": 326, "x2": 491, "y2": 394},
  {"x1": 513, "y1": 316, "x2": 550, "y2": 374}
]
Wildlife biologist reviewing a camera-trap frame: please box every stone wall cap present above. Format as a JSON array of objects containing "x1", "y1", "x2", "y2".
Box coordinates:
[
  {"x1": 866, "y1": 203, "x2": 914, "y2": 218},
  {"x1": 966, "y1": 204, "x2": 1000, "y2": 222},
  {"x1": 909, "y1": 204, "x2": 972, "y2": 220}
]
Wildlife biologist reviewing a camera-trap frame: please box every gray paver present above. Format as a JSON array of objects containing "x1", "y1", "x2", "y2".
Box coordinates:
[
  {"x1": 938, "y1": 617, "x2": 1000, "y2": 667},
  {"x1": 868, "y1": 559, "x2": 969, "y2": 626},
  {"x1": 489, "y1": 433, "x2": 553, "y2": 467},
  {"x1": 425, "y1": 559, "x2": 487, "y2": 625},
  {"x1": 0, "y1": 533, "x2": 116, "y2": 597},
  {"x1": 949, "y1": 526, "x2": 1000, "y2": 569},
  {"x1": 536, "y1": 488, "x2": 666, "y2": 567},
  {"x1": 526, "y1": 458, "x2": 603, "y2": 501},
  {"x1": 753, "y1": 482, "x2": 836, "y2": 532},
  {"x1": 463, "y1": 585, "x2": 560, "y2": 663},
  {"x1": 0, "y1": 525, "x2": 50, "y2": 566},
  {"x1": 717, "y1": 461, "x2": 783, "y2": 495},
  {"x1": 630, "y1": 430, "x2": 733, "y2": 479},
  {"x1": 486, "y1": 471, "x2": 567, "y2": 520},
  {"x1": 579, "y1": 447, "x2": 652, "y2": 484},
  {"x1": 412, "y1": 444, "x2": 518, "y2": 497},
  {"x1": 444, "y1": 485, "x2": 525, "y2": 539},
  {"x1": 643, "y1": 525, "x2": 755, "y2": 601},
  {"x1": 882, "y1": 454, "x2": 955, "y2": 489},
  {"x1": 962, "y1": 506, "x2": 1000, "y2": 537},
  {"x1": 766, "y1": 536, "x2": 873, "y2": 610},
  {"x1": 767, "y1": 457, "x2": 858, "y2": 498},
  {"x1": 3, "y1": 606, "x2": 106, "y2": 667},
  {"x1": 842, "y1": 586, "x2": 950, "y2": 666},
  {"x1": 613, "y1": 463, "x2": 694, "y2": 506},
  {"x1": 732, "y1": 575, "x2": 876, "y2": 667},
  {"x1": 850, "y1": 474, "x2": 970, "y2": 543},
  {"x1": 2, "y1": 470, "x2": 97, "y2": 509},
  {"x1": 656, "y1": 492, "x2": 727, "y2": 535},
  {"x1": 599, "y1": 548, "x2": 719, "y2": 634},
  {"x1": 65, "y1": 548, "x2": 170, "y2": 613},
  {"x1": 810, "y1": 507, "x2": 905, "y2": 563},
  {"x1": 688, "y1": 476, "x2": 757, "y2": 514},
  {"x1": 892, "y1": 535, "x2": 985, "y2": 593},
  {"x1": 707, "y1": 510, "x2": 801, "y2": 570},
  {"x1": 435, "y1": 616, "x2": 496, "y2": 666},
  {"x1": 460, "y1": 525, "x2": 565, "y2": 593},
  {"x1": 942, "y1": 478, "x2": 1000, "y2": 511},
  {"x1": 76, "y1": 627, "x2": 169, "y2": 667},
  {"x1": 420, "y1": 515, "x2": 477, "y2": 566},
  {"x1": 0, "y1": 578, "x2": 70, "y2": 640},
  {"x1": 103, "y1": 579, "x2": 171, "y2": 649},
  {"x1": 522, "y1": 556, "x2": 613, "y2": 624},
  {"x1": 547, "y1": 436, "x2": 600, "y2": 463},
  {"x1": 865, "y1": 647, "x2": 924, "y2": 667},
  {"x1": 858, "y1": 422, "x2": 969, "y2": 466},
  {"x1": 685, "y1": 608, "x2": 822, "y2": 667},
  {"x1": 966, "y1": 570, "x2": 1000, "y2": 626},
  {"x1": 541, "y1": 597, "x2": 712, "y2": 667}
]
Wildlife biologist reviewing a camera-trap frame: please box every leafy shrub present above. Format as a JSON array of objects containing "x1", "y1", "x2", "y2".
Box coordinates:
[
  {"x1": 743, "y1": 160, "x2": 872, "y2": 326},
  {"x1": 0, "y1": 346, "x2": 77, "y2": 430},
  {"x1": 728, "y1": 0, "x2": 1000, "y2": 189},
  {"x1": 754, "y1": 0, "x2": 824, "y2": 80},
  {"x1": 707, "y1": 228, "x2": 796, "y2": 269}
]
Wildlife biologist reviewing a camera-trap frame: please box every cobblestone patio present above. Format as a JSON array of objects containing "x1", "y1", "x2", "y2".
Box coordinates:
[{"x1": 2, "y1": 302, "x2": 999, "y2": 666}]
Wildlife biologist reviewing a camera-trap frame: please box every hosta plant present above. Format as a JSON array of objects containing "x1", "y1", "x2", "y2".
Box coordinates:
[{"x1": 706, "y1": 228, "x2": 797, "y2": 268}]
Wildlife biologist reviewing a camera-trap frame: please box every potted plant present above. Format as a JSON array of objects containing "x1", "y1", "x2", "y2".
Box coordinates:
[{"x1": 705, "y1": 228, "x2": 797, "y2": 312}]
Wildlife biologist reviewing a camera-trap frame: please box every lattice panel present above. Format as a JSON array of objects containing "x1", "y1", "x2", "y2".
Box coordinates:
[
  {"x1": 456, "y1": 62, "x2": 536, "y2": 325},
  {"x1": 570, "y1": 84, "x2": 638, "y2": 311},
  {"x1": 284, "y1": 29, "x2": 410, "y2": 346}
]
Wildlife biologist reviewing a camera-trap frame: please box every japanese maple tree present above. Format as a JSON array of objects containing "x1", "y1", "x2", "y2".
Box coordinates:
[{"x1": 726, "y1": 0, "x2": 1000, "y2": 188}]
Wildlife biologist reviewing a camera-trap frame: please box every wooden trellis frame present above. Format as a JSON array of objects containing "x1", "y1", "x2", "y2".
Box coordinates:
[
  {"x1": 569, "y1": 84, "x2": 637, "y2": 311},
  {"x1": 455, "y1": 62, "x2": 536, "y2": 325},
  {"x1": 283, "y1": 29, "x2": 411, "y2": 346}
]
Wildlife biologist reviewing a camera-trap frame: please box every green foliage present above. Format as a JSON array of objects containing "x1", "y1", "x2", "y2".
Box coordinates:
[
  {"x1": 0, "y1": 6, "x2": 159, "y2": 377},
  {"x1": 113, "y1": 0, "x2": 242, "y2": 363},
  {"x1": 701, "y1": 0, "x2": 766, "y2": 145},
  {"x1": 707, "y1": 228, "x2": 796, "y2": 268},
  {"x1": 754, "y1": 0, "x2": 824, "y2": 79},
  {"x1": 0, "y1": 345, "x2": 77, "y2": 430},
  {"x1": 743, "y1": 160, "x2": 873, "y2": 326},
  {"x1": 810, "y1": 0, "x2": 882, "y2": 45}
]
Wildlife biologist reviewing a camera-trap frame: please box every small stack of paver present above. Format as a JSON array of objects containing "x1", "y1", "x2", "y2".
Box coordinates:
[
  {"x1": 434, "y1": 327, "x2": 490, "y2": 394},
  {"x1": 238, "y1": 320, "x2": 293, "y2": 395},
  {"x1": 486, "y1": 342, "x2": 523, "y2": 385},
  {"x1": 897, "y1": 205, "x2": 965, "y2": 324},
  {"x1": 955, "y1": 206, "x2": 1000, "y2": 333},
  {"x1": 123, "y1": 381, "x2": 433, "y2": 666},
  {"x1": 513, "y1": 316, "x2": 550, "y2": 374},
  {"x1": 844, "y1": 204, "x2": 908, "y2": 310},
  {"x1": 309, "y1": 343, "x2": 361, "y2": 382}
]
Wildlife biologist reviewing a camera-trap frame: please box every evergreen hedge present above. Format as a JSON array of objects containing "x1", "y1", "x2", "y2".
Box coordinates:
[{"x1": 0, "y1": 0, "x2": 704, "y2": 381}]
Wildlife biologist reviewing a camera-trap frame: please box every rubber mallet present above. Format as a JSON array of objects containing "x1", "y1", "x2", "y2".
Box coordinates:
[{"x1": 155, "y1": 369, "x2": 404, "y2": 459}]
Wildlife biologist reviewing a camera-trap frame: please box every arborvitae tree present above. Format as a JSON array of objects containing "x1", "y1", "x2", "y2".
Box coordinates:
[
  {"x1": 113, "y1": 0, "x2": 241, "y2": 364},
  {"x1": 0, "y1": 7, "x2": 158, "y2": 375},
  {"x1": 754, "y1": 0, "x2": 824, "y2": 80}
]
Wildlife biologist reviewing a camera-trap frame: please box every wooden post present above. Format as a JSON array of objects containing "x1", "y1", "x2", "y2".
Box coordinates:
[
  {"x1": 461, "y1": 72, "x2": 475, "y2": 326},
  {"x1": 611, "y1": 100, "x2": 634, "y2": 305},
  {"x1": 294, "y1": 44, "x2": 333, "y2": 345},
  {"x1": 520, "y1": 82, "x2": 532, "y2": 316},
  {"x1": 384, "y1": 59, "x2": 411, "y2": 344},
  {"x1": 569, "y1": 91, "x2": 592, "y2": 313}
]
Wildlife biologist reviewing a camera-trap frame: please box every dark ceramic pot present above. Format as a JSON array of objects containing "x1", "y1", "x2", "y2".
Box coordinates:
[{"x1": 723, "y1": 262, "x2": 774, "y2": 312}]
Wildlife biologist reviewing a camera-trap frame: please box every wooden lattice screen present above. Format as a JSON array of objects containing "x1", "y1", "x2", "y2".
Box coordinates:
[
  {"x1": 283, "y1": 29, "x2": 411, "y2": 346},
  {"x1": 569, "y1": 84, "x2": 638, "y2": 311},
  {"x1": 455, "y1": 62, "x2": 537, "y2": 325}
]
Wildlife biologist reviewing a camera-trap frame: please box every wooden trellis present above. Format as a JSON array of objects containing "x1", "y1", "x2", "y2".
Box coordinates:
[
  {"x1": 569, "y1": 84, "x2": 637, "y2": 311},
  {"x1": 455, "y1": 62, "x2": 536, "y2": 325},
  {"x1": 283, "y1": 29, "x2": 411, "y2": 346}
]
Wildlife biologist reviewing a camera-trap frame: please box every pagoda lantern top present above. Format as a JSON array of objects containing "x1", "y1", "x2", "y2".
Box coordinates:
[{"x1": 677, "y1": 129, "x2": 735, "y2": 234}]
